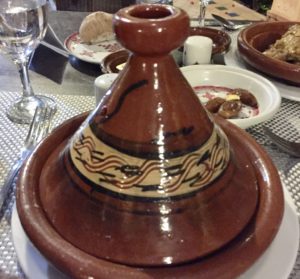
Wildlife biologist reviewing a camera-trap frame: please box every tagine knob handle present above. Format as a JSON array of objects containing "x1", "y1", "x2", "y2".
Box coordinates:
[{"x1": 114, "y1": 4, "x2": 189, "y2": 55}]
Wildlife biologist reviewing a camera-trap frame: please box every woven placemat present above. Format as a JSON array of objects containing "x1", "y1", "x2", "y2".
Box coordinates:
[
  {"x1": 0, "y1": 91, "x2": 299, "y2": 278},
  {"x1": 0, "y1": 91, "x2": 95, "y2": 278}
]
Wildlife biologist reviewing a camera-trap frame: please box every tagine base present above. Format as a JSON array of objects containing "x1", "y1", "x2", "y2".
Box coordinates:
[{"x1": 16, "y1": 113, "x2": 283, "y2": 279}]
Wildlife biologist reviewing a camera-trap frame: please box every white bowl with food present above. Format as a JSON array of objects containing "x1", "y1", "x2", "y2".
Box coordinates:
[{"x1": 180, "y1": 65, "x2": 281, "y2": 129}]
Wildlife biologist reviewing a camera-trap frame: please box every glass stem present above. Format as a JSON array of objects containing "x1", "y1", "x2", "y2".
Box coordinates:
[
  {"x1": 199, "y1": 3, "x2": 207, "y2": 27},
  {"x1": 16, "y1": 58, "x2": 34, "y2": 98}
]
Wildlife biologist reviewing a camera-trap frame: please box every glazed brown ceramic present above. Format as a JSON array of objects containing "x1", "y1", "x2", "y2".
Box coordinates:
[
  {"x1": 16, "y1": 4, "x2": 284, "y2": 274},
  {"x1": 101, "y1": 49, "x2": 129, "y2": 73},
  {"x1": 16, "y1": 113, "x2": 283, "y2": 278},
  {"x1": 101, "y1": 27, "x2": 231, "y2": 74},
  {"x1": 238, "y1": 21, "x2": 300, "y2": 86},
  {"x1": 34, "y1": 4, "x2": 259, "y2": 266},
  {"x1": 189, "y1": 27, "x2": 231, "y2": 55},
  {"x1": 16, "y1": 3, "x2": 280, "y2": 275}
]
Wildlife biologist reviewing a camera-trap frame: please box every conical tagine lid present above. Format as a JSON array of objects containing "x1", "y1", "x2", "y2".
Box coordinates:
[{"x1": 38, "y1": 4, "x2": 258, "y2": 266}]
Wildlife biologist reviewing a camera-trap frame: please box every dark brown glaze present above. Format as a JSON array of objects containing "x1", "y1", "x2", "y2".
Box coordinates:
[
  {"x1": 37, "y1": 131, "x2": 256, "y2": 265},
  {"x1": 26, "y1": 4, "x2": 259, "y2": 266},
  {"x1": 95, "y1": 5, "x2": 213, "y2": 156},
  {"x1": 16, "y1": 113, "x2": 283, "y2": 278},
  {"x1": 114, "y1": 5, "x2": 189, "y2": 56},
  {"x1": 90, "y1": 53, "x2": 214, "y2": 157},
  {"x1": 238, "y1": 21, "x2": 300, "y2": 86},
  {"x1": 15, "y1": 3, "x2": 261, "y2": 268}
]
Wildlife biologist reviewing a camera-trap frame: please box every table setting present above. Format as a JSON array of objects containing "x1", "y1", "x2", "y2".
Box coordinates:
[{"x1": 0, "y1": 0, "x2": 300, "y2": 279}]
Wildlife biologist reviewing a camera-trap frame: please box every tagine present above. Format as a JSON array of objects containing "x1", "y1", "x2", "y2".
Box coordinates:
[{"x1": 16, "y1": 4, "x2": 283, "y2": 278}]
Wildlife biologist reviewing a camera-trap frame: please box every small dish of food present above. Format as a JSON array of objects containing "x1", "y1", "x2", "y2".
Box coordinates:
[
  {"x1": 189, "y1": 27, "x2": 231, "y2": 55},
  {"x1": 181, "y1": 65, "x2": 281, "y2": 129},
  {"x1": 196, "y1": 86, "x2": 259, "y2": 119},
  {"x1": 101, "y1": 49, "x2": 129, "y2": 73},
  {"x1": 238, "y1": 21, "x2": 300, "y2": 86}
]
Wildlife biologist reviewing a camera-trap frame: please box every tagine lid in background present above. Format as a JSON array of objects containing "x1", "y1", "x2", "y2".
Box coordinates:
[{"x1": 16, "y1": 4, "x2": 283, "y2": 278}]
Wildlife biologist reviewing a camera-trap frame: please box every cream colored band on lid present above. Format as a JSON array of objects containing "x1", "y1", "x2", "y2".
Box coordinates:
[{"x1": 69, "y1": 124, "x2": 230, "y2": 199}]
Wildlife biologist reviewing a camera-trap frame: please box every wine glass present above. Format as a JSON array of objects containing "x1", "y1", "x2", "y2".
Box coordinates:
[
  {"x1": 199, "y1": 0, "x2": 209, "y2": 27},
  {"x1": 0, "y1": 0, "x2": 56, "y2": 124}
]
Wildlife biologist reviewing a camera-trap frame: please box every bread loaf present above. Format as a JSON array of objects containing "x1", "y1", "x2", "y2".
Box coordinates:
[{"x1": 79, "y1": 11, "x2": 114, "y2": 44}]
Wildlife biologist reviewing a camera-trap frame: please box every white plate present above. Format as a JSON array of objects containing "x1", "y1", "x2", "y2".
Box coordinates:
[
  {"x1": 12, "y1": 190, "x2": 299, "y2": 279},
  {"x1": 224, "y1": 31, "x2": 300, "y2": 102},
  {"x1": 181, "y1": 64, "x2": 281, "y2": 129},
  {"x1": 239, "y1": 188, "x2": 299, "y2": 279},
  {"x1": 64, "y1": 32, "x2": 123, "y2": 64},
  {"x1": 11, "y1": 204, "x2": 67, "y2": 279}
]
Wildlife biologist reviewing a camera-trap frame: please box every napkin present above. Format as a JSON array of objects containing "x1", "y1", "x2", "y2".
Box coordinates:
[
  {"x1": 29, "y1": 24, "x2": 69, "y2": 84},
  {"x1": 43, "y1": 24, "x2": 67, "y2": 52},
  {"x1": 29, "y1": 43, "x2": 68, "y2": 84},
  {"x1": 267, "y1": 0, "x2": 300, "y2": 21}
]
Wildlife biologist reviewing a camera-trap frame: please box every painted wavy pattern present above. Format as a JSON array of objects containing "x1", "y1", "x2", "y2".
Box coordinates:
[{"x1": 71, "y1": 129, "x2": 229, "y2": 196}]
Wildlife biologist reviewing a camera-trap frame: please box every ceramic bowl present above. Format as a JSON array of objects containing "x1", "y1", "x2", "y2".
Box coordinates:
[
  {"x1": 237, "y1": 21, "x2": 300, "y2": 86},
  {"x1": 189, "y1": 27, "x2": 231, "y2": 55},
  {"x1": 100, "y1": 49, "x2": 128, "y2": 74},
  {"x1": 101, "y1": 27, "x2": 231, "y2": 73},
  {"x1": 181, "y1": 65, "x2": 281, "y2": 129}
]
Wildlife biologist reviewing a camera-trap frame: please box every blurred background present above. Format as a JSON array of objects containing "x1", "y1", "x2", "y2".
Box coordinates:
[{"x1": 50, "y1": 0, "x2": 273, "y2": 14}]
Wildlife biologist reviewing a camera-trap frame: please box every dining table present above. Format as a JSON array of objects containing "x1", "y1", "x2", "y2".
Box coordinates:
[{"x1": 0, "y1": 1, "x2": 300, "y2": 278}]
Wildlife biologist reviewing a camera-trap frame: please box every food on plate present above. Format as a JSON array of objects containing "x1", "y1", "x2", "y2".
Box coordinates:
[
  {"x1": 79, "y1": 11, "x2": 114, "y2": 44},
  {"x1": 116, "y1": 62, "x2": 126, "y2": 71},
  {"x1": 263, "y1": 24, "x2": 300, "y2": 65},
  {"x1": 193, "y1": 85, "x2": 259, "y2": 119},
  {"x1": 229, "y1": 88, "x2": 258, "y2": 108},
  {"x1": 205, "y1": 97, "x2": 225, "y2": 113},
  {"x1": 218, "y1": 100, "x2": 242, "y2": 119}
]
